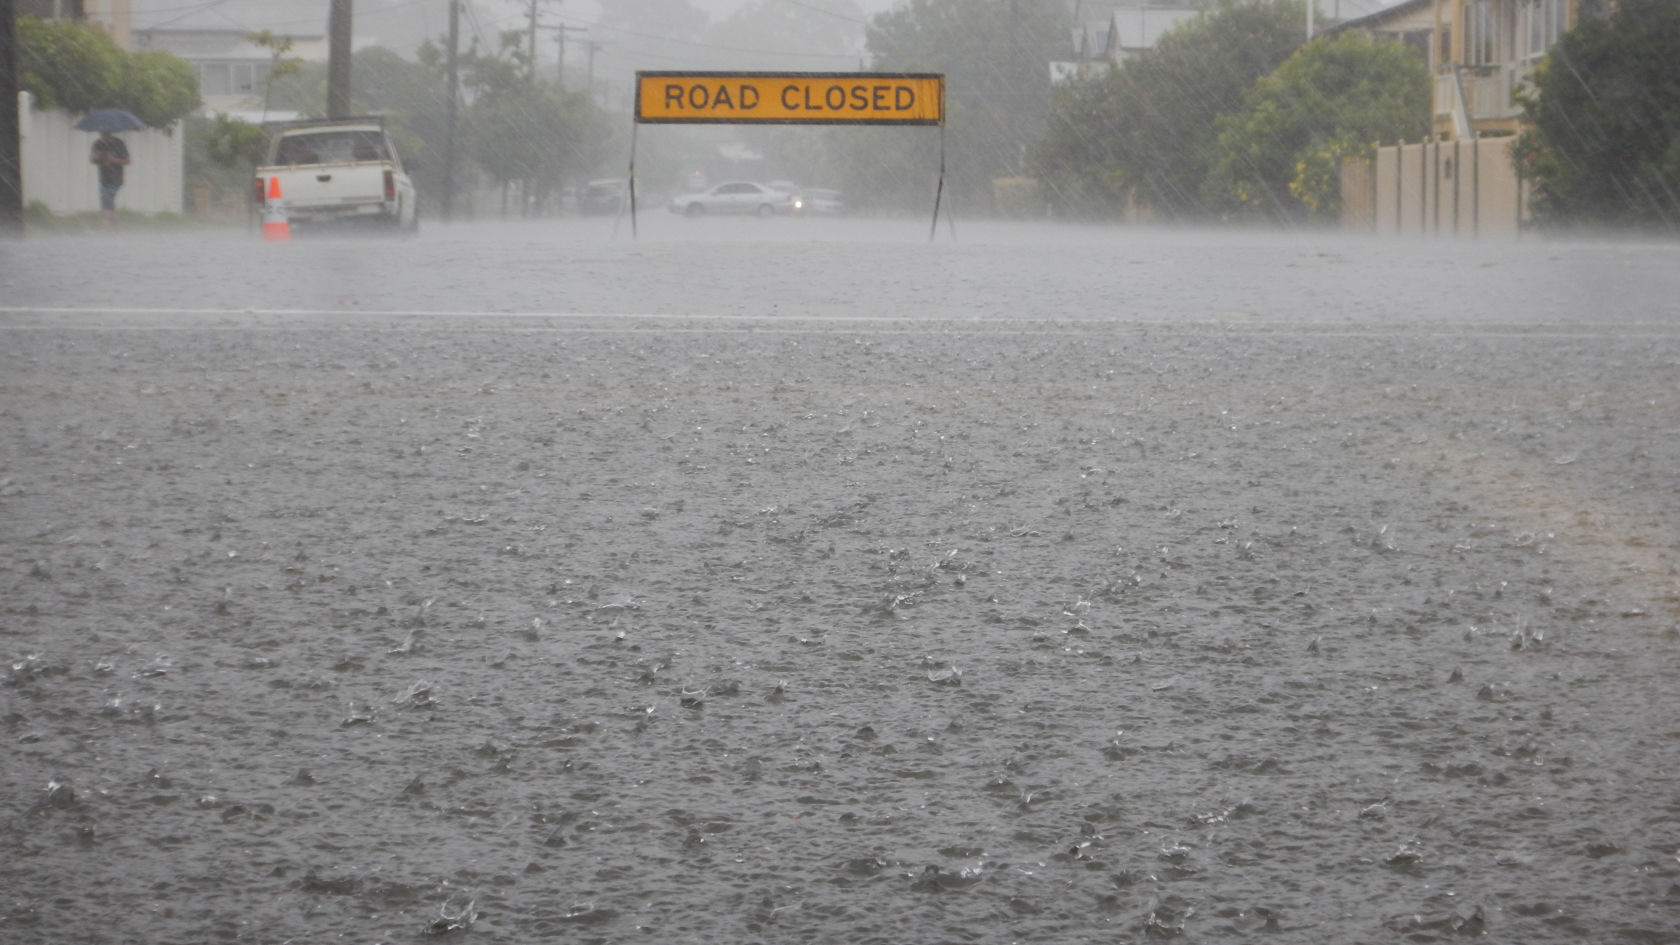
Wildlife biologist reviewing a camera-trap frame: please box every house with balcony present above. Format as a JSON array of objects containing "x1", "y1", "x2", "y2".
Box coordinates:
[
  {"x1": 1339, "y1": 0, "x2": 1592, "y2": 234},
  {"x1": 1431, "y1": 0, "x2": 1578, "y2": 141},
  {"x1": 1052, "y1": 4, "x2": 1206, "y2": 84},
  {"x1": 1323, "y1": 0, "x2": 1585, "y2": 141}
]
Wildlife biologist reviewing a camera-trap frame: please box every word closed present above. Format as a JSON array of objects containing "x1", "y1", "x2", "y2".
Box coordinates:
[{"x1": 636, "y1": 72, "x2": 944, "y2": 125}]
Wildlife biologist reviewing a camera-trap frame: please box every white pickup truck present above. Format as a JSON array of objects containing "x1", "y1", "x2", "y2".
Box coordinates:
[{"x1": 254, "y1": 118, "x2": 418, "y2": 233}]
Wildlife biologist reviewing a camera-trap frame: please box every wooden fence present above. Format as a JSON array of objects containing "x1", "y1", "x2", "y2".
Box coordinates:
[{"x1": 1342, "y1": 137, "x2": 1529, "y2": 237}]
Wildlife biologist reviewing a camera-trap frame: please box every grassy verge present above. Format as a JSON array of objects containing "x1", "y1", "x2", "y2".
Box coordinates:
[{"x1": 23, "y1": 201, "x2": 239, "y2": 234}]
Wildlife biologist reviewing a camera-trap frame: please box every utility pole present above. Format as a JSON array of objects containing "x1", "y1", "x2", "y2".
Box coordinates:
[
  {"x1": 328, "y1": 0, "x2": 353, "y2": 118},
  {"x1": 0, "y1": 0, "x2": 21, "y2": 236},
  {"x1": 585, "y1": 40, "x2": 602, "y2": 96},
  {"x1": 527, "y1": 0, "x2": 538, "y2": 76},
  {"x1": 443, "y1": 0, "x2": 459, "y2": 222},
  {"x1": 527, "y1": 0, "x2": 570, "y2": 81},
  {"x1": 552, "y1": 24, "x2": 587, "y2": 89}
]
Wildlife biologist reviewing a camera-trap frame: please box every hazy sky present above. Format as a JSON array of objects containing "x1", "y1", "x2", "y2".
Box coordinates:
[
  {"x1": 127, "y1": 0, "x2": 885, "y2": 55},
  {"x1": 127, "y1": 0, "x2": 1402, "y2": 89},
  {"x1": 129, "y1": 0, "x2": 1402, "y2": 52}
]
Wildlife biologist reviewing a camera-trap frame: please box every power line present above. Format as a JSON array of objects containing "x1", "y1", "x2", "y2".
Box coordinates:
[
  {"x1": 570, "y1": 19, "x2": 863, "y2": 60},
  {"x1": 591, "y1": 42, "x2": 856, "y2": 66}
]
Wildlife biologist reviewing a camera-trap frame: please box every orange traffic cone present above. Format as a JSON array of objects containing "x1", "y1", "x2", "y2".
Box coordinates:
[{"x1": 261, "y1": 176, "x2": 291, "y2": 242}]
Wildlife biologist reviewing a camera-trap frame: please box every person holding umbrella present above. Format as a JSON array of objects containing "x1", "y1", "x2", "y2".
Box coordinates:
[
  {"x1": 90, "y1": 131, "x2": 131, "y2": 227},
  {"x1": 78, "y1": 110, "x2": 145, "y2": 227}
]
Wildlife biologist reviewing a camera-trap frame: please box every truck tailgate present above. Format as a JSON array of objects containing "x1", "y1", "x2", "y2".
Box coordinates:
[{"x1": 262, "y1": 164, "x2": 387, "y2": 209}]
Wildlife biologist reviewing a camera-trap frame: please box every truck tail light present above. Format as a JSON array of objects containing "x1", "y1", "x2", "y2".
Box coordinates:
[
  {"x1": 254, "y1": 177, "x2": 266, "y2": 205},
  {"x1": 383, "y1": 170, "x2": 395, "y2": 199}
]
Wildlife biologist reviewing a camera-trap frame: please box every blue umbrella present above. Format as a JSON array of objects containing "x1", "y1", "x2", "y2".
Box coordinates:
[{"x1": 74, "y1": 109, "x2": 147, "y2": 133}]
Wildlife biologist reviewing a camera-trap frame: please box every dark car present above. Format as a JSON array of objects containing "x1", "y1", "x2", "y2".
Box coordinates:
[{"x1": 579, "y1": 179, "x2": 627, "y2": 215}]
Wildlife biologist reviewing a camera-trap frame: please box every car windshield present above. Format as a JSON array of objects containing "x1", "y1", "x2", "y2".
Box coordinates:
[{"x1": 274, "y1": 130, "x2": 387, "y2": 165}]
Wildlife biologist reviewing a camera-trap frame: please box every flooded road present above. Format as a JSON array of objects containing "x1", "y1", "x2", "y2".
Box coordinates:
[{"x1": 3, "y1": 220, "x2": 1679, "y2": 943}]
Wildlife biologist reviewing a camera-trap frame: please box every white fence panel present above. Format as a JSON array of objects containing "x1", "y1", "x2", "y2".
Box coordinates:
[
  {"x1": 18, "y1": 93, "x2": 184, "y2": 216},
  {"x1": 1342, "y1": 137, "x2": 1527, "y2": 237}
]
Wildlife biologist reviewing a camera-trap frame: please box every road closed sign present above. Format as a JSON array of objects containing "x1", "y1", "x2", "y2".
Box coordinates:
[{"x1": 636, "y1": 71, "x2": 945, "y2": 125}]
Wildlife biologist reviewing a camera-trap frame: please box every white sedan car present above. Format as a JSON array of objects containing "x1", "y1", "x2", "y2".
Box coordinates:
[{"x1": 669, "y1": 181, "x2": 796, "y2": 217}]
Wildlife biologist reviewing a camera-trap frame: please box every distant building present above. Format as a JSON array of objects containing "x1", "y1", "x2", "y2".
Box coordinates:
[
  {"x1": 1051, "y1": 4, "x2": 1205, "y2": 84},
  {"x1": 1304, "y1": 0, "x2": 1397, "y2": 26},
  {"x1": 1052, "y1": 0, "x2": 1398, "y2": 83},
  {"x1": 126, "y1": 1, "x2": 327, "y2": 116}
]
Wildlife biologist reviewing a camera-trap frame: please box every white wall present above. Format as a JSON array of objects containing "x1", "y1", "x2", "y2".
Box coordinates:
[{"x1": 18, "y1": 93, "x2": 185, "y2": 216}]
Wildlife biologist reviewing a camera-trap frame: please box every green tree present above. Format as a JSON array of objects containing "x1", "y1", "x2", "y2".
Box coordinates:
[
  {"x1": 1032, "y1": 63, "x2": 1133, "y2": 216},
  {"x1": 16, "y1": 15, "x2": 199, "y2": 126},
  {"x1": 470, "y1": 87, "x2": 612, "y2": 213},
  {"x1": 114, "y1": 49, "x2": 201, "y2": 127},
  {"x1": 1032, "y1": 0, "x2": 1304, "y2": 220},
  {"x1": 344, "y1": 46, "x2": 458, "y2": 200},
  {"x1": 183, "y1": 112, "x2": 268, "y2": 206},
  {"x1": 15, "y1": 15, "x2": 123, "y2": 114},
  {"x1": 1513, "y1": 0, "x2": 1680, "y2": 229},
  {"x1": 247, "y1": 31, "x2": 304, "y2": 121},
  {"x1": 1208, "y1": 31, "x2": 1430, "y2": 222},
  {"x1": 861, "y1": 0, "x2": 1066, "y2": 213}
]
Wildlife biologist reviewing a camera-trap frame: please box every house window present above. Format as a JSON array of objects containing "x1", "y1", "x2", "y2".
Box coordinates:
[
  {"x1": 197, "y1": 61, "x2": 273, "y2": 99},
  {"x1": 199, "y1": 63, "x2": 232, "y2": 96},
  {"x1": 1464, "y1": 0, "x2": 1497, "y2": 65},
  {"x1": 1518, "y1": 0, "x2": 1567, "y2": 60},
  {"x1": 230, "y1": 63, "x2": 271, "y2": 94}
]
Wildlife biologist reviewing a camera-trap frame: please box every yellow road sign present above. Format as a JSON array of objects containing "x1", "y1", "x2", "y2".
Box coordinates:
[{"x1": 636, "y1": 72, "x2": 944, "y2": 125}]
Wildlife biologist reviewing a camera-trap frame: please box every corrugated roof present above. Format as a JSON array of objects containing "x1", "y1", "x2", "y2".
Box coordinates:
[{"x1": 1329, "y1": 0, "x2": 1433, "y2": 32}]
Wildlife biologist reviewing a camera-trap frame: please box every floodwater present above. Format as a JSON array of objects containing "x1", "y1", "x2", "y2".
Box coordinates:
[{"x1": 2, "y1": 219, "x2": 1678, "y2": 944}]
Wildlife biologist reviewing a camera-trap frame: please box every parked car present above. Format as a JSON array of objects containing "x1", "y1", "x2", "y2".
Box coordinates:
[
  {"x1": 578, "y1": 178, "x2": 626, "y2": 215},
  {"x1": 669, "y1": 181, "x2": 796, "y2": 217},
  {"x1": 254, "y1": 117, "x2": 417, "y2": 233},
  {"x1": 793, "y1": 188, "x2": 846, "y2": 216}
]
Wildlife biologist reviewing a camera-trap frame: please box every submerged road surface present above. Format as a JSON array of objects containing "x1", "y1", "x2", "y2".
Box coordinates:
[{"x1": 2, "y1": 220, "x2": 1678, "y2": 943}]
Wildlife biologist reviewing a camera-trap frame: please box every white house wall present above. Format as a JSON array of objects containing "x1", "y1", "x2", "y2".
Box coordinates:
[{"x1": 18, "y1": 94, "x2": 185, "y2": 216}]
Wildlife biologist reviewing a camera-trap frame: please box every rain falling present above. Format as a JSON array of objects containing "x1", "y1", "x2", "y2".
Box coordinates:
[{"x1": 3, "y1": 1, "x2": 1679, "y2": 943}]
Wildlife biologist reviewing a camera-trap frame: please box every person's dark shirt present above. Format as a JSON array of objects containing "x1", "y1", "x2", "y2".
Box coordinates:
[{"x1": 93, "y1": 136, "x2": 129, "y2": 188}]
